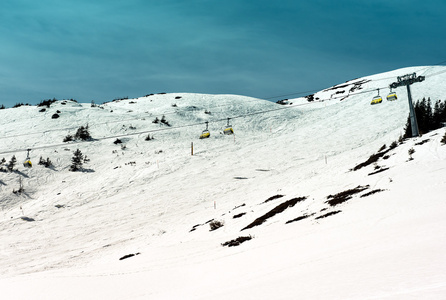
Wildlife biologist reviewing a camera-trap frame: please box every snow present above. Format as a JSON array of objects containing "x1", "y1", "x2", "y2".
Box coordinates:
[{"x1": 1, "y1": 66, "x2": 446, "y2": 299}]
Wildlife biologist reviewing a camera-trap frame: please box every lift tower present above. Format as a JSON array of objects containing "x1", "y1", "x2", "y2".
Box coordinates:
[{"x1": 390, "y1": 73, "x2": 425, "y2": 137}]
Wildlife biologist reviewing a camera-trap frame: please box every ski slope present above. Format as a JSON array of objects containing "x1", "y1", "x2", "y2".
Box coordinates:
[{"x1": 1, "y1": 66, "x2": 446, "y2": 299}]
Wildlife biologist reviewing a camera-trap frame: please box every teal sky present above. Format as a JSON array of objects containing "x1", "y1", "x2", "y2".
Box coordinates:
[{"x1": 1, "y1": 0, "x2": 445, "y2": 107}]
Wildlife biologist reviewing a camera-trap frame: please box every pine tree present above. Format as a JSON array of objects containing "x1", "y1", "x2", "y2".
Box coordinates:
[
  {"x1": 403, "y1": 115, "x2": 412, "y2": 139},
  {"x1": 38, "y1": 156, "x2": 52, "y2": 168},
  {"x1": 63, "y1": 135, "x2": 74, "y2": 142},
  {"x1": 160, "y1": 115, "x2": 171, "y2": 126},
  {"x1": 408, "y1": 148, "x2": 415, "y2": 160},
  {"x1": 439, "y1": 100, "x2": 446, "y2": 124},
  {"x1": 7, "y1": 155, "x2": 16, "y2": 172},
  {"x1": 74, "y1": 125, "x2": 91, "y2": 141},
  {"x1": 0, "y1": 158, "x2": 5, "y2": 172},
  {"x1": 441, "y1": 131, "x2": 446, "y2": 145},
  {"x1": 416, "y1": 98, "x2": 429, "y2": 134},
  {"x1": 426, "y1": 98, "x2": 434, "y2": 131},
  {"x1": 70, "y1": 149, "x2": 84, "y2": 171},
  {"x1": 433, "y1": 100, "x2": 442, "y2": 129}
]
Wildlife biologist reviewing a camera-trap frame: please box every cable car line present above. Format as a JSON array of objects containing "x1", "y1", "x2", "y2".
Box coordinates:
[
  {"x1": 263, "y1": 88, "x2": 323, "y2": 100},
  {"x1": 0, "y1": 96, "x2": 337, "y2": 155},
  {"x1": 1, "y1": 66, "x2": 445, "y2": 156},
  {"x1": 2, "y1": 64, "x2": 444, "y2": 142},
  {"x1": 0, "y1": 80, "x2": 395, "y2": 141},
  {"x1": 0, "y1": 82, "x2": 424, "y2": 155},
  {"x1": 417, "y1": 60, "x2": 446, "y2": 77}
]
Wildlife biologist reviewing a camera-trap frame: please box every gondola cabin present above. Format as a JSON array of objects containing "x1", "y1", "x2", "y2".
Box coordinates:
[
  {"x1": 223, "y1": 118, "x2": 234, "y2": 135},
  {"x1": 199, "y1": 130, "x2": 210, "y2": 139},
  {"x1": 386, "y1": 92, "x2": 397, "y2": 101},
  {"x1": 223, "y1": 126, "x2": 234, "y2": 135},
  {"x1": 200, "y1": 121, "x2": 210, "y2": 139},
  {"x1": 370, "y1": 96, "x2": 383, "y2": 105},
  {"x1": 23, "y1": 149, "x2": 32, "y2": 167}
]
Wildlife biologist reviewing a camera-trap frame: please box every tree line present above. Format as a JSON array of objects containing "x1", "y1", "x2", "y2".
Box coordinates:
[{"x1": 404, "y1": 98, "x2": 446, "y2": 138}]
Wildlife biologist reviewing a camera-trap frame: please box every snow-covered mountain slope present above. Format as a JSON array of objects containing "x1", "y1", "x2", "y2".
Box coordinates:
[{"x1": 1, "y1": 66, "x2": 446, "y2": 299}]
